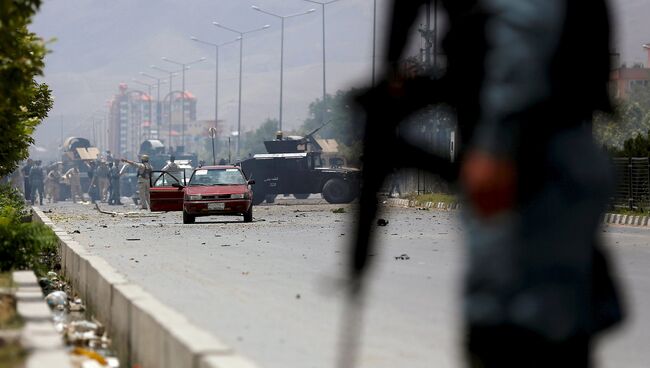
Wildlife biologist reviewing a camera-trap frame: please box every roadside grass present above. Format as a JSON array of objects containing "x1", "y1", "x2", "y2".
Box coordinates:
[
  {"x1": 0, "y1": 340, "x2": 26, "y2": 368},
  {"x1": 0, "y1": 274, "x2": 23, "y2": 331},
  {"x1": 608, "y1": 207, "x2": 649, "y2": 216},
  {"x1": 404, "y1": 193, "x2": 458, "y2": 205},
  {"x1": 0, "y1": 273, "x2": 12, "y2": 288}
]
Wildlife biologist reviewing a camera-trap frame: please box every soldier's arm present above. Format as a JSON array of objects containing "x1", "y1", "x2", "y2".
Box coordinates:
[
  {"x1": 462, "y1": 0, "x2": 568, "y2": 217},
  {"x1": 472, "y1": 0, "x2": 566, "y2": 156}
]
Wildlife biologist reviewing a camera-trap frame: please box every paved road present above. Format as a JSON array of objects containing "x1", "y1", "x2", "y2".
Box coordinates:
[{"x1": 41, "y1": 199, "x2": 650, "y2": 368}]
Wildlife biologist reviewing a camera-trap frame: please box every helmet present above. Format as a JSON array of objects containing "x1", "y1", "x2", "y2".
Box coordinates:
[{"x1": 141, "y1": 154, "x2": 149, "y2": 162}]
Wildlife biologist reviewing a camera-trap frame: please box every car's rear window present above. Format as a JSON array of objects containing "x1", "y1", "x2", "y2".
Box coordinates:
[{"x1": 189, "y1": 168, "x2": 247, "y2": 186}]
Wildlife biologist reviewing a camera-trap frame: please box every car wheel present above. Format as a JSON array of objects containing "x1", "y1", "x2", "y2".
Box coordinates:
[
  {"x1": 322, "y1": 178, "x2": 351, "y2": 204},
  {"x1": 243, "y1": 205, "x2": 253, "y2": 223},
  {"x1": 293, "y1": 193, "x2": 310, "y2": 200},
  {"x1": 182, "y1": 211, "x2": 195, "y2": 224}
]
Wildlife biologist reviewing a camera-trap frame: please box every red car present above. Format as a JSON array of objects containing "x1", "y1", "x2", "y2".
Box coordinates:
[{"x1": 149, "y1": 166, "x2": 255, "y2": 224}]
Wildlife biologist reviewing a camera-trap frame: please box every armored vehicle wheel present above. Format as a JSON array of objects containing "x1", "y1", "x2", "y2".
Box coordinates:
[
  {"x1": 252, "y1": 191, "x2": 266, "y2": 205},
  {"x1": 293, "y1": 193, "x2": 310, "y2": 200},
  {"x1": 244, "y1": 205, "x2": 253, "y2": 222},
  {"x1": 322, "y1": 178, "x2": 351, "y2": 204},
  {"x1": 265, "y1": 194, "x2": 277, "y2": 203},
  {"x1": 182, "y1": 211, "x2": 195, "y2": 224}
]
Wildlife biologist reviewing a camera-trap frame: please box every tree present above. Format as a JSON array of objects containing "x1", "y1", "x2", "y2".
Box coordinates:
[
  {"x1": 0, "y1": 0, "x2": 53, "y2": 177},
  {"x1": 300, "y1": 89, "x2": 363, "y2": 146},
  {"x1": 594, "y1": 85, "x2": 650, "y2": 150},
  {"x1": 239, "y1": 118, "x2": 281, "y2": 158}
]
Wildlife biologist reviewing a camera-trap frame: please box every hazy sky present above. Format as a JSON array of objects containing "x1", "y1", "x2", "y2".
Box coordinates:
[{"x1": 29, "y1": 0, "x2": 650, "y2": 154}]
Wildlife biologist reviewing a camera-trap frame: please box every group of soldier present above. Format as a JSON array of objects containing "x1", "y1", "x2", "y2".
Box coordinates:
[
  {"x1": 9, "y1": 158, "x2": 127, "y2": 206},
  {"x1": 3, "y1": 153, "x2": 180, "y2": 211}
]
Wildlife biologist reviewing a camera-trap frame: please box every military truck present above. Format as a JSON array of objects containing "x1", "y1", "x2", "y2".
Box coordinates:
[
  {"x1": 139, "y1": 140, "x2": 198, "y2": 170},
  {"x1": 237, "y1": 128, "x2": 360, "y2": 205},
  {"x1": 61, "y1": 137, "x2": 100, "y2": 194}
]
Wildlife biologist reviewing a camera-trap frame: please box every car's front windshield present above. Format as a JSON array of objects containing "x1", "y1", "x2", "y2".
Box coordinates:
[{"x1": 189, "y1": 168, "x2": 247, "y2": 186}]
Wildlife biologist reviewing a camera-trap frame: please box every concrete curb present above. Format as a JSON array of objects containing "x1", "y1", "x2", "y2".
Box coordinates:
[
  {"x1": 32, "y1": 207, "x2": 261, "y2": 368},
  {"x1": 12, "y1": 270, "x2": 72, "y2": 368},
  {"x1": 384, "y1": 198, "x2": 461, "y2": 211},
  {"x1": 384, "y1": 200, "x2": 650, "y2": 228},
  {"x1": 603, "y1": 213, "x2": 650, "y2": 227}
]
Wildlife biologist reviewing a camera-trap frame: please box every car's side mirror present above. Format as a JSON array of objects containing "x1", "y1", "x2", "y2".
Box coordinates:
[
  {"x1": 172, "y1": 182, "x2": 184, "y2": 189},
  {"x1": 248, "y1": 180, "x2": 256, "y2": 185}
]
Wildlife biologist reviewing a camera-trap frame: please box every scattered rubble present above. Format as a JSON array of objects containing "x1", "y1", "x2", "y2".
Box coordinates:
[{"x1": 39, "y1": 271, "x2": 121, "y2": 367}]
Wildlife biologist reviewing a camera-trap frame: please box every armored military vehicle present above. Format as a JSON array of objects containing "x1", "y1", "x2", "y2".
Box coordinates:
[{"x1": 238, "y1": 128, "x2": 360, "y2": 205}]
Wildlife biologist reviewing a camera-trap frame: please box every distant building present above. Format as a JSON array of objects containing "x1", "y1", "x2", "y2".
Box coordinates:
[
  {"x1": 609, "y1": 45, "x2": 650, "y2": 100},
  {"x1": 108, "y1": 85, "x2": 198, "y2": 158}
]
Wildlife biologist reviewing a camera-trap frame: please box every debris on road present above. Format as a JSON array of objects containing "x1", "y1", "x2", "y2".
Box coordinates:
[
  {"x1": 126, "y1": 238, "x2": 140, "y2": 241},
  {"x1": 94, "y1": 203, "x2": 158, "y2": 218},
  {"x1": 377, "y1": 219, "x2": 389, "y2": 226},
  {"x1": 332, "y1": 208, "x2": 346, "y2": 214},
  {"x1": 45, "y1": 291, "x2": 68, "y2": 310},
  {"x1": 39, "y1": 271, "x2": 121, "y2": 367},
  {"x1": 395, "y1": 254, "x2": 410, "y2": 260}
]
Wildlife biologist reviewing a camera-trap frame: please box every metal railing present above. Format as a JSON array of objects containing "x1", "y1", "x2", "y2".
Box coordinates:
[{"x1": 612, "y1": 157, "x2": 650, "y2": 210}]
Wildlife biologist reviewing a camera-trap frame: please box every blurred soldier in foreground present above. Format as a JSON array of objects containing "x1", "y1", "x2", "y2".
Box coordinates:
[
  {"x1": 121, "y1": 155, "x2": 152, "y2": 210},
  {"x1": 64, "y1": 166, "x2": 82, "y2": 203},
  {"x1": 29, "y1": 161, "x2": 44, "y2": 206},
  {"x1": 351, "y1": 0, "x2": 623, "y2": 367}
]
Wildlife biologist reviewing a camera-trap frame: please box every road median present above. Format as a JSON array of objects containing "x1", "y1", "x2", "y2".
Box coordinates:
[{"x1": 32, "y1": 207, "x2": 261, "y2": 368}]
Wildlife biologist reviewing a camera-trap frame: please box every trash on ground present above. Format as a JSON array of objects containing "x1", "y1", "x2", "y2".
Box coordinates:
[
  {"x1": 377, "y1": 219, "x2": 389, "y2": 226},
  {"x1": 332, "y1": 208, "x2": 346, "y2": 214},
  {"x1": 45, "y1": 291, "x2": 68, "y2": 310},
  {"x1": 395, "y1": 254, "x2": 410, "y2": 260}
]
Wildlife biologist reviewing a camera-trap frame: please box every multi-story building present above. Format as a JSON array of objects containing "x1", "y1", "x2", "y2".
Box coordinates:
[
  {"x1": 108, "y1": 85, "x2": 198, "y2": 158},
  {"x1": 609, "y1": 45, "x2": 650, "y2": 100}
]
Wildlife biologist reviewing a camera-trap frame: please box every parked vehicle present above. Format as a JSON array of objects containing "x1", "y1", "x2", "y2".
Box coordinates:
[
  {"x1": 148, "y1": 166, "x2": 255, "y2": 224},
  {"x1": 237, "y1": 125, "x2": 360, "y2": 205}
]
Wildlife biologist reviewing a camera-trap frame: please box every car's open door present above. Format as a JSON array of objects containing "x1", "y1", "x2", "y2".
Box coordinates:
[{"x1": 149, "y1": 171, "x2": 185, "y2": 211}]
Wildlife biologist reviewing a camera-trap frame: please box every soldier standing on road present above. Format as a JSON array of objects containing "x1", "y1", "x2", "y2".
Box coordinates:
[
  {"x1": 162, "y1": 155, "x2": 182, "y2": 181},
  {"x1": 64, "y1": 166, "x2": 82, "y2": 203},
  {"x1": 45, "y1": 165, "x2": 62, "y2": 203},
  {"x1": 122, "y1": 155, "x2": 152, "y2": 210},
  {"x1": 21, "y1": 159, "x2": 33, "y2": 201},
  {"x1": 95, "y1": 161, "x2": 110, "y2": 202},
  {"x1": 29, "y1": 161, "x2": 45, "y2": 206},
  {"x1": 108, "y1": 160, "x2": 123, "y2": 205},
  {"x1": 351, "y1": 1, "x2": 623, "y2": 367}
]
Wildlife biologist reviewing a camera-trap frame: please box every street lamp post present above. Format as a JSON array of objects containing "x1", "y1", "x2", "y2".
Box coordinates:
[
  {"x1": 372, "y1": 0, "x2": 377, "y2": 86},
  {"x1": 151, "y1": 65, "x2": 183, "y2": 149},
  {"x1": 190, "y1": 36, "x2": 241, "y2": 142},
  {"x1": 161, "y1": 56, "x2": 206, "y2": 149},
  {"x1": 251, "y1": 6, "x2": 315, "y2": 132},
  {"x1": 213, "y1": 22, "x2": 270, "y2": 158},
  {"x1": 302, "y1": 0, "x2": 341, "y2": 125},
  {"x1": 140, "y1": 72, "x2": 168, "y2": 139}
]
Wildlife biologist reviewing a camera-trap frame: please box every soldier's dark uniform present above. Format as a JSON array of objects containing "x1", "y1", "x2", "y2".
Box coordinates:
[
  {"x1": 356, "y1": 0, "x2": 623, "y2": 366},
  {"x1": 29, "y1": 163, "x2": 45, "y2": 206}
]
